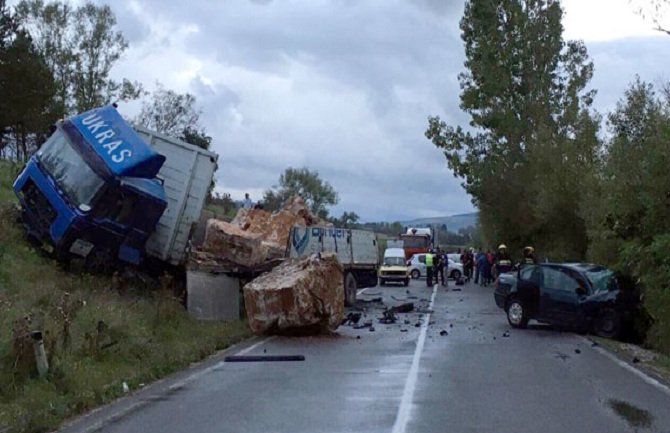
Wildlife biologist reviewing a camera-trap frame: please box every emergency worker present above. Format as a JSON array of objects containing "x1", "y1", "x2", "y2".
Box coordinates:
[
  {"x1": 494, "y1": 244, "x2": 513, "y2": 278},
  {"x1": 425, "y1": 250, "x2": 434, "y2": 286},
  {"x1": 521, "y1": 246, "x2": 536, "y2": 266}
]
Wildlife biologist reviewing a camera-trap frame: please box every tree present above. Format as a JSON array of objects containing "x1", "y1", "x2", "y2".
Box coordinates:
[
  {"x1": 135, "y1": 83, "x2": 212, "y2": 150},
  {"x1": 0, "y1": 0, "x2": 57, "y2": 161},
  {"x1": 337, "y1": 211, "x2": 359, "y2": 228},
  {"x1": 584, "y1": 78, "x2": 670, "y2": 351},
  {"x1": 15, "y1": 0, "x2": 141, "y2": 116},
  {"x1": 632, "y1": 0, "x2": 670, "y2": 35},
  {"x1": 426, "y1": 0, "x2": 599, "y2": 260},
  {"x1": 263, "y1": 167, "x2": 338, "y2": 216}
]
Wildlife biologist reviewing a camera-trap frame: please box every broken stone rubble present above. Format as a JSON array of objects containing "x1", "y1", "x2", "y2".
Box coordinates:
[
  {"x1": 243, "y1": 253, "x2": 344, "y2": 335},
  {"x1": 194, "y1": 195, "x2": 326, "y2": 268}
]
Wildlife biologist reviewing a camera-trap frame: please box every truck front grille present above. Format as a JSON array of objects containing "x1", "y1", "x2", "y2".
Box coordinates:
[{"x1": 22, "y1": 179, "x2": 56, "y2": 234}]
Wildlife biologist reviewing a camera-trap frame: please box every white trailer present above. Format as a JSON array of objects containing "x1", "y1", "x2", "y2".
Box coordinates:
[
  {"x1": 135, "y1": 127, "x2": 218, "y2": 266},
  {"x1": 288, "y1": 225, "x2": 379, "y2": 306}
]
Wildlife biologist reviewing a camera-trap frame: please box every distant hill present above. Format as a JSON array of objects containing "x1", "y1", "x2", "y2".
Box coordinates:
[{"x1": 400, "y1": 212, "x2": 478, "y2": 233}]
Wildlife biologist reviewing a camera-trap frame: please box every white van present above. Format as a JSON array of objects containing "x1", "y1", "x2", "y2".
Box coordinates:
[{"x1": 378, "y1": 248, "x2": 409, "y2": 286}]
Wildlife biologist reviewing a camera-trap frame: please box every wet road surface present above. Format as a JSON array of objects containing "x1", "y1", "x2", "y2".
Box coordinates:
[{"x1": 62, "y1": 280, "x2": 670, "y2": 433}]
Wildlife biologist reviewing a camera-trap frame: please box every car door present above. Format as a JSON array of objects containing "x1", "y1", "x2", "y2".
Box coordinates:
[
  {"x1": 539, "y1": 267, "x2": 584, "y2": 327},
  {"x1": 516, "y1": 265, "x2": 542, "y2": 318}
]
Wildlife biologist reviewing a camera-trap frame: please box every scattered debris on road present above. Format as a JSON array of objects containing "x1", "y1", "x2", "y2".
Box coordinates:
[
  {"x1": 440, "y1": 330, "x2": 448, "y2": 336},
  {"x1": 575, "y1": 349, "x2": 581, "y2": 354},
  {"x1": 554, "y1": 351, "x2": 570, "y2": 361},
  {"x1": 502, "y1": 330, "x2": 510, "y2": 337},
  {"x1": 243, "y1": 253, "x2": 344, "y2": 335},
  {"x1": 342, "y1": 312, "x2": 362, "y2": 326}
]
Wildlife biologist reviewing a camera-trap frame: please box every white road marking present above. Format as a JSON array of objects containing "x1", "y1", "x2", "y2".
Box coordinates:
[
  {"x1": 391, "y1": 284, "x2": 438, "y2": 433},
  {"x1": 582, "y1": 337, "x2": 670, "y2": 397}
]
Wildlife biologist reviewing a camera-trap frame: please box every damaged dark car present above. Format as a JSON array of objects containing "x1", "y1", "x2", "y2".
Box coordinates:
[{"x1": 494, "y1": 263, "x2": 638, "y2": 338}]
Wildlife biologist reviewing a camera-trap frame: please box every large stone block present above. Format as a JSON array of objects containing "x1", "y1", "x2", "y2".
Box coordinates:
[{"x1": 243, "y1": 253, "x2": 344, "y2": 335}]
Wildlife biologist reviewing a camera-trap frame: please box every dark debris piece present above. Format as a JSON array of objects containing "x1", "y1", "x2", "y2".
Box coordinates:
[
  {"x1": 400, "y1": 329, "x2": 408, "y2": 333},
  {"x1": 575, "y1": 349, "x2": 581, "y2": 354},
  {"x1": 342, "y1": 312, "x2": 362, "y2": 326},
  {"x1": 354, "y1": 321, "x2": 373, "y2": 330},
  {"x1": 440, "y1": 330, "x2": 448, "y2": 336},
  {"x1": 632, "y1": 357, "x2": 641, "y2": 364},
  {"x1": 369, "y1": 326, "x2": 375, "y2": 332},
  {"x1": 502, "y1": 330, "x2": 510, "y2": 338}
]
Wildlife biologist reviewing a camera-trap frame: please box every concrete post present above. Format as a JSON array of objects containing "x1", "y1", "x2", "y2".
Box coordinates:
[{"x1": 30, "y1": 331, "x2": 49, "y2": 378}]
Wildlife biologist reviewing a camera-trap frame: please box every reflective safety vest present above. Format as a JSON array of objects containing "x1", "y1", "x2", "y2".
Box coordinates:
[
  {"x1": 498, "y1": 259, "x2": 512, "y2": 266},
  {"x1": 523, "y1": 257, "x2": 535, "y2": 265},
  {"x1": 425, "y1": 253, "x2": 434, "y2": 267}
]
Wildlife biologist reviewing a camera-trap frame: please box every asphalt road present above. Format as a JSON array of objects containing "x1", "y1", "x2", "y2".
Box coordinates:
[{"x1": 62, "y1": 279, "x2": 670, "y2": 433}]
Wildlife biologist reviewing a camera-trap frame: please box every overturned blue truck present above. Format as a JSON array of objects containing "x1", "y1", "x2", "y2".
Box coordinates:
[{"x1": 13, "y1": 105, "x2": 218, "y2": 271}]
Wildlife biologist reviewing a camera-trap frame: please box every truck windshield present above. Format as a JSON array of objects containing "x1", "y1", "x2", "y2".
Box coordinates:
[{"x1": 37, "y1": 128, "x2": 104, "y2": 208}]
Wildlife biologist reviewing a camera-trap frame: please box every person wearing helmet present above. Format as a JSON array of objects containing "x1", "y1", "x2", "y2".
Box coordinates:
[
  {"x1": 521, "y1": 246, "x2": 536, "y2": 266},
  {"x1": 494, "y1": 244, "x2": 513, "y2": 278}
]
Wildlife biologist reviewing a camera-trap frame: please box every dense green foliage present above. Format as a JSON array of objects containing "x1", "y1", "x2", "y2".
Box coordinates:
[
  {"x1": 584, "y1": 80, "x2": 670, "y2": 352},
  {"x1": 426, "y1": 0, "x2": 599, "y2": 261},
  {"x1": 429, "y1": 0, "x2": 670, "y2": 353}
]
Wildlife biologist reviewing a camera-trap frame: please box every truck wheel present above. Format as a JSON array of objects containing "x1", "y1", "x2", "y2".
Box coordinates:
[
  {"x1": 86, "y1": 248, "x2": 114, "y2": 274},
  {"x1": 378, "y1": 278, "x2": 385, "y2": 286},
  {"x1": 410, "y1": 269, "x2": 420, "y2": 279},
  {"x1": 344, "y1": 273, "x2": 357, "y2": 307}
]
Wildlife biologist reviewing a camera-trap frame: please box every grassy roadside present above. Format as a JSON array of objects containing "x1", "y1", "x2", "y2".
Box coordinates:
[{"x1": 0, "y1": 160, "x2": 252, "y2": 433}]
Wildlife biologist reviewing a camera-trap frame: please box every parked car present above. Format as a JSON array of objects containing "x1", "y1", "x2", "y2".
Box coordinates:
[
  {"x1": 493, "y1": 263, "x2": 638, "y2": 338},
  {"x1": 407, "y1": 253, "x2": 463, "y2": 280},
  {"x1": 378, "y1": 248, "x2": 409, "y2": 286}
]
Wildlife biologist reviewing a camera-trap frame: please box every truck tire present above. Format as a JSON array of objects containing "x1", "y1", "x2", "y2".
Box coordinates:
[
  {"x1": 86, "y1": 248, "x2": 115, "y2": 274},
  {"x1": 410, "y1": 269, "x2": 420, "y2": 279},
  {"x1": 379, "y1": 278, "x2": 385, "y2": 286},
  {"x1": 344, "y1": 272, "x2": 357, "y2": 307}
]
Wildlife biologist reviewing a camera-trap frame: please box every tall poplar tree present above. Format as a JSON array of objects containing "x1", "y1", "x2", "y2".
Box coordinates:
[{"x1": 426, "y1": 0, "x2": 599, "y2": 259}]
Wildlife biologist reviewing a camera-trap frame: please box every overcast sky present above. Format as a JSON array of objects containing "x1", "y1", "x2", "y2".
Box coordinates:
[{"x1": 94, "y1": 0, "x2": 670, "y2": 221}]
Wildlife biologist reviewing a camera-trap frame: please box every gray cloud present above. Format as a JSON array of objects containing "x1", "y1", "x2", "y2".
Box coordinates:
[{"x1": 107, "y1": 0, "x2": 669, "y2": 222}]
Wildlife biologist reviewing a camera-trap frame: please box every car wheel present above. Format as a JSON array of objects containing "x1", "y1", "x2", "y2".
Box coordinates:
[
  {"x1": 506, "y1": 298, "x2": 529, "y2": 329},
  {"x1": 344, "y1": 272, "x2": 357, "y2": 307},
  {"x1": 595, "y1": 308, "x2": 620, "y2": 339},
  {"x1": 379, "y1": 278, "x2": 385, "y2": 286},
  {"x1": 451, "y1": 269, "x2": 461, "y2": 280},
  {"x1": 410, "y1": 269, "x2": 420, "y2": 279},
  {"x1": 404, "y1": 278, "x2": 409, "y2": 287}
]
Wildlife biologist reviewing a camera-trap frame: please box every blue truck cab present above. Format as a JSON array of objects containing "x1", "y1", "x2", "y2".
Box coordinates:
[{"x1": 13, "y1": 106, "x2": 168, "y2": 269}]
